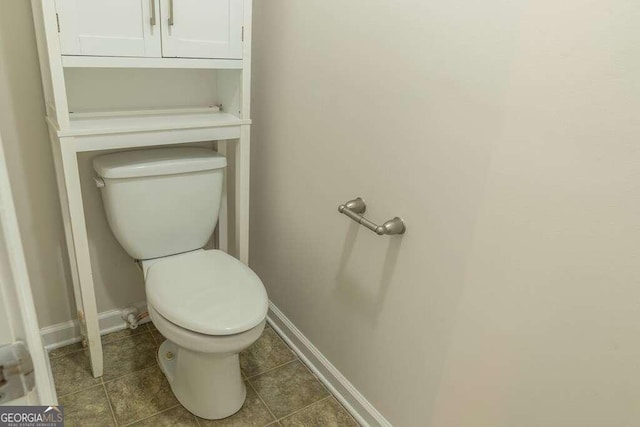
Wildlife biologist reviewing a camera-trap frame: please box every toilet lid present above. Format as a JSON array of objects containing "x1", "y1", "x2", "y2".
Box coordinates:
[{"x1": 146, "y1": 250, "x2": 268, "y2": 336}]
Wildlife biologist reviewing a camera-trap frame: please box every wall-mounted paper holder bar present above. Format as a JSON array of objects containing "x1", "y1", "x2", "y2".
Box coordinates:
[{"x1": 338, "y1": 197, "x2": 406, "y2": 235}]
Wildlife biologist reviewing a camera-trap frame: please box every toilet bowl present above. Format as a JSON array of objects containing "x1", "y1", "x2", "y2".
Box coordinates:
[
  {"x1": 92, "y1": 147, "x2": 268, "y2": 419},
  {"x1": 151, "y1": 304, "x2": 266, "y2": 419}
]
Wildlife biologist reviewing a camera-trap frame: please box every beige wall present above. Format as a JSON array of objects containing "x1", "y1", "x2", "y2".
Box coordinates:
[
  {"x1": 0, "y1": 2, "x2": 145, "y2": 328},
  {"x1": 0, "y1": 1, "x2": 75, "y2": 327},
  {"x1": 250, "y1": 0, "x2": 640, "y2": 425}
]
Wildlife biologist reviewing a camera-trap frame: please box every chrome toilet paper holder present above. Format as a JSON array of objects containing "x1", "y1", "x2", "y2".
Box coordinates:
[{"x1": 338, "y1": 197, "x2": 406, "y2": 236}]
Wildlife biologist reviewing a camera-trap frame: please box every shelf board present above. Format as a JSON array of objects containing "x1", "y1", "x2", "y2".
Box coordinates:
[
  {"x1": 52, "y1": 108, "x2": 250, "y2": 137},
  {"x1": 62, "y1": 55, "x2": 244, "y2": 70}
]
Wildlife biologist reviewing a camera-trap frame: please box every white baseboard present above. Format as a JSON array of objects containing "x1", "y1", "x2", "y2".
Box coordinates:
[
  {"x1": 40, "y1": 303, "x2": 150, "y2": 350},
  {"x1": 267, "y1": 301, "x2": 391, "y2": 427}
]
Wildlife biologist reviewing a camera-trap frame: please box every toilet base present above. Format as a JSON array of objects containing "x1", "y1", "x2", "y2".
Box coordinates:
[
  {"x1": 149, "y1": 303, "x2": 265, "y2": 420},
  {"x1": 157, "y1": 339, "x2": 246, "y2": 420}
]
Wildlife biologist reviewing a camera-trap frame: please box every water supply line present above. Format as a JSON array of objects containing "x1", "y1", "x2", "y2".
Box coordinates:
[{"x1": 122, "y1": 307, "x2": 149, "y2": 330}]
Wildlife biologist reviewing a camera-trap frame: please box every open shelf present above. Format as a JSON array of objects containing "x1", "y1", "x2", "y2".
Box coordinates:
[
  {"x1": 62, "y1": 55, "x2": 244, "y2": 70},
  {"x1": 52, "y1": 108, "x2": 250, "y2": 137}
]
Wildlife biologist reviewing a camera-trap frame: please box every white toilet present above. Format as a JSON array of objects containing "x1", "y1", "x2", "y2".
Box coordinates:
[{"x1": 93, "y1": 147, "x2": 268, "y2": 420}]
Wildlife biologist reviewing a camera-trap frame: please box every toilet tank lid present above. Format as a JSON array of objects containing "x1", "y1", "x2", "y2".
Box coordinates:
[{"x1": 93, "y1": 147, "x2": 227, "y2": 179}]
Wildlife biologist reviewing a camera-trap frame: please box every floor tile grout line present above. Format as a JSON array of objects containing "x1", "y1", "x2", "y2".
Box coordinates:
[
  {"x1": 48, "y1": 329, "x2": 154, "y2": 360},
  {"x1": 267, "y1": 325, "x2": 298, "y2": 356},
  {"x1": 245, "y1": 377, "x2": 279, "y2": 425},
  {"x1": 152, "y1": 333, "x2": 163, "y2": 370},
  {"x1": 119, "y1": 403, "x2": 181, "y2": 427},
  {"x1": 275, "y1": 348, "x2": 353, "y2": 423},
  {"x1": 286, "y1": 360, "x2": 360, "y2": 425},
  {"x1": 101, "y1": 378, "x2": 119, "y2": 427},
  {"x1": 276, "y1": 395, "x2": 333, "y2": 423},
  {"x1": 94, "y1": 357, "x2": 181, "y2": 427},
  {"x1": 102, "y1": 329, "x2": 154, "y2": 346},
  {"x1": 244, "y1": 358, "x2": 298, "y2": 380},
  {"x1": 244, "y1": 352, "x2": 332, "y2": 422},
  {"x1": 47, "y1": 346, "x2": 84, "y2": 360},
  {"x1": 102, "y1": 364, "x2": 159, "y2": 386},
  {"x1": 56, "y1": 382, "x2": 103, "y2": 399},
  {"x1": 271, "y1": 332, "x2": 300, "y2": 362},
  {"x1": 292, "y1": 356, "x2": 333, "y2": 396},
  {"x1": 149, "y1": 326, "x2": 161, "y2": 347}
]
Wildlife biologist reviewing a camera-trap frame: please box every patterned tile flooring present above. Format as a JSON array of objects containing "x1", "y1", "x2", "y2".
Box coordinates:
[{"x1": 49, "y1": 322, "x2": 359, "y2": 426}]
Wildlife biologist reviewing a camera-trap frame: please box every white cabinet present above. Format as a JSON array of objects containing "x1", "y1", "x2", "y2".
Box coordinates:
[
  {"x1": 161, "y1": 0, "x2": 243, "y2": 59},
  {"x1": 55, "y1": 0, "x2": 243, "y2": 59},
  {"x1": 32, "y1": 0, "x2": 252, "y2": 379},
  {"x1": 56, "y1": 0, "x2": 161, "y2": 57}
]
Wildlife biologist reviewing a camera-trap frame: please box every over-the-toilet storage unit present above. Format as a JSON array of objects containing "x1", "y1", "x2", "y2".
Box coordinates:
[{"x1": 31, "y1": 0, "x2": 253, "y2": 377}]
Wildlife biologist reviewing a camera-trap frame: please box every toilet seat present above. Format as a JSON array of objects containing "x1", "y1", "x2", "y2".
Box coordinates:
[
  {"x1": 146, "y1": 250, "x2": 268, "y2": 336},
  {"x1": 148, "y1": 303, "x2": 266, "y2": 354}
]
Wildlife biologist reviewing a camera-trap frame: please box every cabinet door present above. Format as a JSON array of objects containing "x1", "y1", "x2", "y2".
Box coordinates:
[
  {"x1": 160, "y1": 0, "x2": 244, "y2": 59},
  {"x1": 56, "y1": 0, "x2": 162, "y2": 57}
]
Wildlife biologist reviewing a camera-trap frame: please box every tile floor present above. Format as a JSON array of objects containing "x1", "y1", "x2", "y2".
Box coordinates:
[{"x1": 50, "y1": 322, "x2": 360, "y2": 427}]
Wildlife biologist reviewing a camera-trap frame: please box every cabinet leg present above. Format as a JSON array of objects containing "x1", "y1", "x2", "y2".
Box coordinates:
[
  {"x1": 217, "y1": 140, "x2": 229, "y2": 254},
  {"x1": 48, "y1": 130, "x2": 84, "y2": 333},
  {"x1": 59, "y1": 141, "x2": 103, "y2": 377},
  {"x1": 235, "y1": 127, "x2": 250, "y2": 264}
]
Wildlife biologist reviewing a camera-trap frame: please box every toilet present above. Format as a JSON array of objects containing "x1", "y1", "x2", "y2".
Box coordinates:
[{"x1": 93, "y1": 147, "x2": 268, "y2": 420}]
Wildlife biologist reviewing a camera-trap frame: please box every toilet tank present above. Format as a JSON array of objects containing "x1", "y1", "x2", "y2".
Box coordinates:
[{"x1": 93, "y1": 147, "x2": 226, "y2": 260}]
